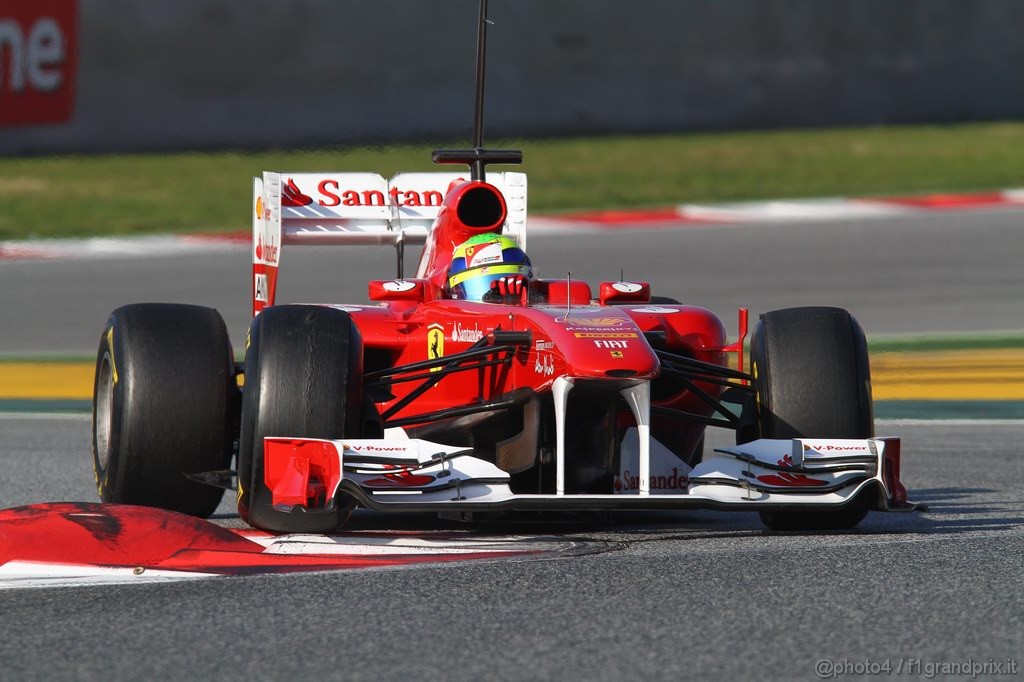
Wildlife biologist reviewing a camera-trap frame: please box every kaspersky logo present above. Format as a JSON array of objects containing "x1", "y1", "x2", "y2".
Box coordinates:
[
  {"x1": 566, "y1": 317, "x2": 629, "y2": 327},
  {"x1": 0, "y1": 0, "x2": 77, "y2": 127}
]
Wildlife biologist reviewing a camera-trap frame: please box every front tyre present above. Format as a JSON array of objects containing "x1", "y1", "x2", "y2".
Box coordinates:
[
  {"x1": 747, "y1": 306, "x2": 874, "y2": 531},
  {"x1": 92, "y1": 303, "x2": 236, "y2": 518},
  {"x1": 237, "y1": 305, "x2": 367, "y2": 533}
]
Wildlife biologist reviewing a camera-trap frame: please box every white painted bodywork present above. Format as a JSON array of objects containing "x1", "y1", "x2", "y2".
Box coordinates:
[{"x1": 266, "y1": 434, "x2": 906, "y2": 512}]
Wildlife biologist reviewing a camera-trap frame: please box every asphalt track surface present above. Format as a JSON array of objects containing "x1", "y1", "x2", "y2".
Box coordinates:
[
  {"x1": 2, "y1": 210, "x2": 1023, "y2": 680},
  {"x1": 1, "y1": 416, "x2": 1021, "y2": 680}
]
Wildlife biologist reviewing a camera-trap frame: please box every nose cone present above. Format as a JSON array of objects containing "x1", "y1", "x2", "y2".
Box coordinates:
[{"x1": 542, "y1": 311, "x2": 659, "y2": 380}]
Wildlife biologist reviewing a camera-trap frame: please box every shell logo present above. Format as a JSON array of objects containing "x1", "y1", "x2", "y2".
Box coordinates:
[{"x1": 255, "y1": 196, "x2": 271, "y2": 222}]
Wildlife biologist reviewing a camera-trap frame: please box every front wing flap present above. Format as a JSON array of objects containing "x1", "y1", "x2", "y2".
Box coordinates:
[{"x1": 262, "y1": 435, "x2": 922, "y2": 515}]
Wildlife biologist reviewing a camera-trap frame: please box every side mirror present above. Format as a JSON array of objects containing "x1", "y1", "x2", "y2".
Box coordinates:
[
  {"x1": 599, "y1": 281, "x2": 651, "y2": 305},
  {"x1": 368, "y1": 279, "x2": 427, "y2": 302}
]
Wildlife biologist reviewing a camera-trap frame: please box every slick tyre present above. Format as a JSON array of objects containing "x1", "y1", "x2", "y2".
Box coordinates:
[
  {"x1": 92, "y1": 304, "x2": 236, "y2": 518},
  {"x1": 237, "y1": 305, "x2": 366, "y2": 533},
  {"x1": 748, "y1": 306, "x2": 874, "y2": 531}
]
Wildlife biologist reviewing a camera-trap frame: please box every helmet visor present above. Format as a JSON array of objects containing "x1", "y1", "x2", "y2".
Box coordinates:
[{"x1": 449, "y1": 264, "x2": 531, "y2": 301}]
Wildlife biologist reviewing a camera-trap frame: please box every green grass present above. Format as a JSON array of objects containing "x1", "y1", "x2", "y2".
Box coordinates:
[{"x1": 2, "y1": 121, "x2": 1023, "y2": 239}]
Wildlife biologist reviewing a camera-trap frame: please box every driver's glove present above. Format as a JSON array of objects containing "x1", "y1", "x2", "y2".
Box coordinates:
[{"x1": 484, "y1": 275, "x2": 528, "y2": 304}]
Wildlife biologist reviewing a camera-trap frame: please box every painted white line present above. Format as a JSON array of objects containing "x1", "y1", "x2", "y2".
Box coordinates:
[
  {"x1": 0, "y1": 412, "x2": 91, "y2": 420},
  {"x1": 678, "y1": 198, "x2": 911, "y2": 223},
  {"x1": 247, "y1": 533, "x2": 549, "y2": 556},
  {"x1": 534, "y1": 199, "x2": 1024, "y2": 233},
  {"x1": 0, "y1": 561, "x2": 217, "y2": 590},
  {"x1": 0, "y1": 234, "x2": 238, "y2": 261}
]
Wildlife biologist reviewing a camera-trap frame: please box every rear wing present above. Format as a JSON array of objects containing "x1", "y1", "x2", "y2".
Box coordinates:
[{"x1": 252, "y1": 171, "x2": 527, "y2": 315}]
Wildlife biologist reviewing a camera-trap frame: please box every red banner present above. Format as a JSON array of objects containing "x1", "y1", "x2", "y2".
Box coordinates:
[{"x1": 0, "y1": 0, "x2": 77, "y2": 126}]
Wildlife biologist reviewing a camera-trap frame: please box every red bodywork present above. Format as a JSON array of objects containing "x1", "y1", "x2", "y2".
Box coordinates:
[
  {"x1": 253, "y1": 175, "x2": 745, "y2": 486},
  {"x1": 350, "y1": 299, "x2": 729, "y2": 426}
]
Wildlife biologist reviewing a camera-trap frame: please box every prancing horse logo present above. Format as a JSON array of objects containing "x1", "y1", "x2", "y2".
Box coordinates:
[{"x1": 427, "y1": 324, "x2": 445, "y2": 372}]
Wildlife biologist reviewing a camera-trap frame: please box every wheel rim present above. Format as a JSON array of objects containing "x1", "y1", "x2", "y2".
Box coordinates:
[{"x1": 95, "y1": 352, "x2": 114, "y2": 472}]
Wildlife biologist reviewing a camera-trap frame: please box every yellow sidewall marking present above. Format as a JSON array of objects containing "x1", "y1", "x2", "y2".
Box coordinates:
[{"x1": 106, "y1": 327, "x2": 118, "y2": 385}]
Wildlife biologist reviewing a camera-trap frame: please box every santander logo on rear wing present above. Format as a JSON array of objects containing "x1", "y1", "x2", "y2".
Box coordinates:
[{"x1": 251, "y1": 171, "x2": 527, "y2": 315}]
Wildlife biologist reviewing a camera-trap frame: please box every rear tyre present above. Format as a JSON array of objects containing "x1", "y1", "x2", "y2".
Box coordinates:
[
  {"x1": 237, "y1": 305, "x2": 366, "y2": 533},
  {"x1": 747, "y1": 306, "x2": 874, "y2": 531},
  {"x1": 92, "y1": 304, "x2": 236, "y2": 518}
]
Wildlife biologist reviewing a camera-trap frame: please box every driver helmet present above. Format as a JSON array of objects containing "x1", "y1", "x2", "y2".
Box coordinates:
[{"x1": 447, "y1": 233, "x2": 532, "y2": 301}]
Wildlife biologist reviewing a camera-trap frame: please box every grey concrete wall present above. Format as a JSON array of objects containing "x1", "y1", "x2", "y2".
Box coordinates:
[{"x1": 3, "y1": 0, "x2": 1023, "y2": 154}]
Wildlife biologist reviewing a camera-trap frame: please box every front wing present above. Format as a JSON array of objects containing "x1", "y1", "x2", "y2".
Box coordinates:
[{"x1": 262, "y1": 435, "x2": 923, "y2": 516}]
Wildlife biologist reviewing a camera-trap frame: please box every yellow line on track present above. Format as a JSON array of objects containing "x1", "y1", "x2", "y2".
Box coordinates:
[
  {"x1": 0, "y1": 362, "x2": 94, "y2": 399},
  {"x1": 1, "y1": 349, "x2": 1024, "y2": 401},
  {"x1": 871, "y1": 349, "x2": 1024, "y2": 400}
]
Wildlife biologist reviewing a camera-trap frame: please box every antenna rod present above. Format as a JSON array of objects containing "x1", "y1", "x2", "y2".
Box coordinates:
[
  {"x1": 431, "y1": 0, "x2": 522, "y2": 178},
  {"x1": 565, "y1": 271, "x2": 572, "y2": 319},
  {"x1": 471, "y1": 0, "x2": 489, "y2": 180}
]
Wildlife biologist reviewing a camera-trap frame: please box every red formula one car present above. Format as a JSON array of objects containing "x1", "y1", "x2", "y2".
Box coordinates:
[
  {"x1": 91, "y1": 155, "x2": 919, "y2": 533},
  {"x1": 90, "y1": 4, "x2": 920, "y2": 534}
]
